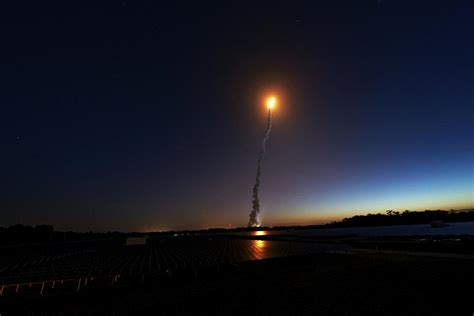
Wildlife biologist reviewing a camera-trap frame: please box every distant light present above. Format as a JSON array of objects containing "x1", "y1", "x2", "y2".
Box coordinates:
[{"x1": 266, "y1": 96, "x2": 277, "y2": 110}]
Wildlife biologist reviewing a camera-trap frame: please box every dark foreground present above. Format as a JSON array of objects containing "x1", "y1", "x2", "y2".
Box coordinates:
[{"x1": 1, "y1": 252, "x2": 472, "y2": 316}]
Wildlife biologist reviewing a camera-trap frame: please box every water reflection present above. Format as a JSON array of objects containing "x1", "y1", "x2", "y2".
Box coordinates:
[{"x1": 252, "y1": 231, "x2": 267, "y2": 259}]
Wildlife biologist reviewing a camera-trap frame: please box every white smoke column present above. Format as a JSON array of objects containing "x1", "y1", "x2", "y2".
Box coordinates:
[{"x1": 249, "y1": 108, "x2": 272, "y2": 227}]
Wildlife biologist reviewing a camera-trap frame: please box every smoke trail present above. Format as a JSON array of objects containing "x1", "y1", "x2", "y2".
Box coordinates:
[{"x1": 248, "y1": 109, "x2": 272, "y2": 227}]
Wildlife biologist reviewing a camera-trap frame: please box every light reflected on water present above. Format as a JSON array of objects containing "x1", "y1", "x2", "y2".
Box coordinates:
[{"x1": 252, "y1": 231, "x2": 267, "y2": 259}]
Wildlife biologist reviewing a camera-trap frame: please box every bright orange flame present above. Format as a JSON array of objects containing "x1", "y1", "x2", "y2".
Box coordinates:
[
  {"x1": 254, "y1": 230, "x2": 267, "y2": 236},
  {"x1": 266, "y1": 96, "x2": 277, "y2": 110}
]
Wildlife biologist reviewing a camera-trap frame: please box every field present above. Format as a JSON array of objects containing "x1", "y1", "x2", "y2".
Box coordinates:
[
  {"x1": 1, "y1": 252, "x2": 473, "y2": 315},
  {"x1": 1, "y1": 235, "x2": 472, "y2": 315},
  {"x1": 0, "y1": 236, "x2": 346, "y2": 294}
]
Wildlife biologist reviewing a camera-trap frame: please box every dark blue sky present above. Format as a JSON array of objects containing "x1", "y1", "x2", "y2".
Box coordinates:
[{"x1": 1, "y1": 1, "x2": 473, "y2": 231}]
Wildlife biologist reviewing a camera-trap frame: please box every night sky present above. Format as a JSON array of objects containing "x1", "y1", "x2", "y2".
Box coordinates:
[{"x1": 2, "y1": 1, "x2": 473, "y2": 231}]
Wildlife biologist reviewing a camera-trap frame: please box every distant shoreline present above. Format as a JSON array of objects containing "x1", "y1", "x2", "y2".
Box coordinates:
[{"x1": 1, "y1": 209, "x2": 473, "y2": 245}]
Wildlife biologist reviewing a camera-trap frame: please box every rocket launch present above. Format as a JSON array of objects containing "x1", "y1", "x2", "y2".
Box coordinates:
[{"x1": 248, "y1": 96, "x2": 276, "y2": 227}]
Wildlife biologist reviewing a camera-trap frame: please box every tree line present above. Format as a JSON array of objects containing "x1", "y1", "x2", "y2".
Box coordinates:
[{"x1": 1, "y1": 209, "x2": 473, "y2": 244}]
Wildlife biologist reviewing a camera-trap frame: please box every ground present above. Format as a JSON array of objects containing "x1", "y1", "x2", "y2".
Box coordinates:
[{"x1": 1, "y1": 253, "x2": 472, "y2": 315}]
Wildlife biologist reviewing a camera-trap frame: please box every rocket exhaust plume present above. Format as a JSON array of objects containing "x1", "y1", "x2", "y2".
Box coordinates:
[{"x1": 249, "y1": 97, "x2": 275, "y2": 227}]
